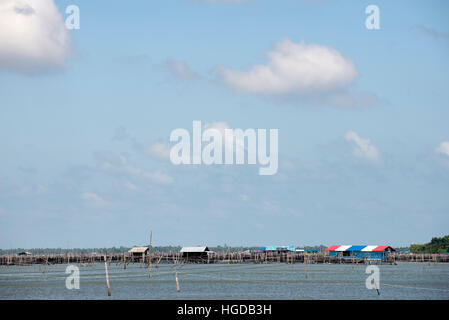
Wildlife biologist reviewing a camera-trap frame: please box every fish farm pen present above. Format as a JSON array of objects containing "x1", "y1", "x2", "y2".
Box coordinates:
[{"x1": 1, "y1": 251, "x2": 448, "y2": 266}]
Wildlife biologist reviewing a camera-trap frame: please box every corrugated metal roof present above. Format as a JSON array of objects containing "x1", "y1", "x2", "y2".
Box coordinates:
[
  {"x1": 361, "y1": 245, "x2": 378, "y2": 252},
  {"x1": 180, "y1": 246, "x2": 209, "y2": 253},
  {"x1": 263, "y1": 246, "x2": 296, "y2": 252},
  {"x1": 372, "y1": 246, "x2": 390, "y2": 252},
  {"x1": 128, "y1": 247, "x2": 148, "y2": 253},
  {"x1": 335, "y1": 245, "x2": 351, "y2": 251},
  {"x1": 347, "y1": 245, "x2": 366, "y2": 251},
  {"x1": 326, "y1": 245, "x2": 394, "y2": 252}
]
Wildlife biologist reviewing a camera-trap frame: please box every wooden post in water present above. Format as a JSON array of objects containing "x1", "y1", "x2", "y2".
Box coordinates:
[
  {"x1": 148, "y1": 231, "x2": 152, "y2": 278},
  {"x1": 104, "y1": 255, "x2": 111, "y2": 297},
  {"x1": 175, "y1": 271, "x2": 180, "y2": 292},
  {"x1": 304, "y1": 253, "x2": 308, "y2": 279}
]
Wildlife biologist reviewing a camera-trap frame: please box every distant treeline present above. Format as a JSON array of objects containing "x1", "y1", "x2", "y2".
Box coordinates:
[
  {"x1": 0, "y1": 245, "x2": 329, "y2": 255},
  {"x1": 410, "y1": 235, "x2": 449, "y2": 254}
]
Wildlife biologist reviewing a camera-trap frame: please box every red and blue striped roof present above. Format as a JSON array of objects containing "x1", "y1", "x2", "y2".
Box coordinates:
[{"x1": 325, "y1": 245, "x2": 393, "y2": 252}]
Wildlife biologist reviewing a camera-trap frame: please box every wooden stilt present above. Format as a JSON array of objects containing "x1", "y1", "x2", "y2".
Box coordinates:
[
  {"x1": 175, "y1": 271, "x2": 180, "y2": 292},
  {"x1": 304, "y1": 253, "x2": 308, "y2": 279},
  {"x1": 104, "y1": 256, "x2": 111, "y2": 297},
  {"x1": 148, "y1": 231, "x2": 152, "y2": 278}
]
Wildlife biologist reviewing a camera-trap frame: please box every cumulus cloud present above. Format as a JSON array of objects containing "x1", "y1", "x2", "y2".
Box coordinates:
[
  {"x1": 166, "y1": 59, "x2": 199, "y2": 80},
  {"x1": 0, "y1": 0, "x2": 72, "y2": 74},
  {"x1": 19, "y1": 184, "x2": 47, "y2": 196},
  {"x1": 214, "y1": 39, "x2": 359, "y2": 100},
  {"x1": 81, "y1": 192, "x2": 113, "y2": 207},
  {"x1": 98, "y1": 153, "x2": 174, "y2": 185},
  {"x1": 239, "y1": 194, "x2": 249, "y2": 201},
  {"x1": 146, "y1": 142, "x2": 171, "y2": 160},
  {"x1": 344, "y1": 131, "x2": 380, "y2": 163},
  {"x1": 123, "y1": 181, "x2": 138, "y2": 191},
  {"x1": 436, "y1": 141, "x2": 449, "y2": 157},
  {"x1": 144, "y1": 170, "x2": 174, "y2": 185}
]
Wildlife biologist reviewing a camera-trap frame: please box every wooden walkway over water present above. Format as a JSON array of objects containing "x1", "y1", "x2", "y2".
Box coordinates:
[{"x1": 1, "y1": 251, "x2": 448, "y2": 266}]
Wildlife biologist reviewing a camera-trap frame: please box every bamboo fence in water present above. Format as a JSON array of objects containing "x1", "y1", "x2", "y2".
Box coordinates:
[{"x1": 0, "y1": 251, "x2": 448, "y2": 266}]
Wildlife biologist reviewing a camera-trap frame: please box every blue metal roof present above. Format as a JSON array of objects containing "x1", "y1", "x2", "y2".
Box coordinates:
[
  {"x1": 263, "y1": 246, "x2": 296, "y2": 252},
  {"x1": 346, "y1": 245, "x2": 366, "y2": 251}
]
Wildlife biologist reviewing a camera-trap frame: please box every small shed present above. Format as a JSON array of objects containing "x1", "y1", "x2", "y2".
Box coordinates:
[
  {"x1": 180, "y1": 246, "x2": 210, "y2": 260},
  {"x1": 128, "y1": 246, "x2": 149, "y2": 258}
]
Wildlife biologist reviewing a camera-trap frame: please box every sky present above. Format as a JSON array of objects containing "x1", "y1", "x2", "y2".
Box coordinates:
[{"x1": 0, "y1": 0, "x2": 448, "y2": 249}]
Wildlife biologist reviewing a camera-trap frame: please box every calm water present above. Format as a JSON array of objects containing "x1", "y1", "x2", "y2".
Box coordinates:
[{"x1": 0, "y1": 262, "x2": 448, "y2": 299}]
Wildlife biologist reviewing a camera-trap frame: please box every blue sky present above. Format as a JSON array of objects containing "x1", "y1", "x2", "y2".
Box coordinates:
[{"x1": 0, "y1": 0, "x2": 448, "y2": 248}]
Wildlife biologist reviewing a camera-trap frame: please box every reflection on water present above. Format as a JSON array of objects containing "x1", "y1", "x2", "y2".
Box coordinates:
[{"x1": 1, "y1": 262, "x2": 448, "y2": 299}]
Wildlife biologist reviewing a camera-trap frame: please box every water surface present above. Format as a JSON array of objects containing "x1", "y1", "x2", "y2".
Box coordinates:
[{"x1": 1, "y1": 262, "x2": 448, "y2": 299}]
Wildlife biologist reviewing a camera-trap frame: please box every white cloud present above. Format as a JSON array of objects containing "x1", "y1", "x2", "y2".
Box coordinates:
[
  {"x1": 99, "y1": 154, "x2": 174, "y2": 185},
  {"x1": 344, "y1": 131, "x2": 380, "y2": 163},
  {"x1": 81, "y1": 192, "x2": 113, "y2": 207},
  {"x1": 262, "y1": 200, "x2": 281, "y2": 213},
  {"x1": 123, "y1": 181, "x2": 138, "y2": 191},
  {"x1": 146, "y1": 142, "x2": 171, "y2": 160},
  {"x1": 436, "y1": 141, "x2": 449, "y2": 157},
  {"x1": 239, "y1": 194, "x2": 249, "y2": 201},
  {"x1": 0, "y1": 0, "x2": 72, "y2": 74},
  {"x1": 19, "y1": 184, "x2": 47, "y2": 195},
  {"x1": 166, "y1": 59, "x2": 199, "y2": 80},
  {"x1": 214, "y1": 39, "x2": 358, "y2": 97},
  {"x1": 142, "y1": 170, "x2": 174, "y2": 185}
]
